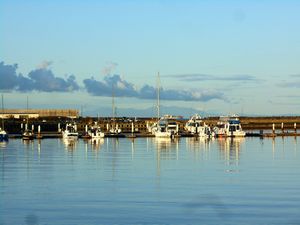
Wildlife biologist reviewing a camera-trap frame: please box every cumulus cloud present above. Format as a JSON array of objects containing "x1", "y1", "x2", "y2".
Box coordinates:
[
  {"x1": 0, "y1": 62, "x2": 20, "y2": 90},
  {"x1": 165, "y1": 74, "x2": 257, "y2": 82},
  {"x1": 84, "y1": 75, "x2": 138, "y2": 97},
  {"x1": 0, "y1": 60, "x2": 226, "y2": 102},
  {"x1": 0, "y1": 61, "x2": 79, "y2": 92},
  {"x1": 84, "y1": 74, "x2": 225, "y2": 102}
]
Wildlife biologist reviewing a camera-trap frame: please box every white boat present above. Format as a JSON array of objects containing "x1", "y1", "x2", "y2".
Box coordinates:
[
  {"x1": 22, "y1": 96, "x2": 34, "y2": 140},
  {"x1": 152, "y1": 74, "x2": 180, "y2": 138},
  {"x1": 0, "y1": 128, "x2": 8, "y2": 141},
  {"x1": 185, "y1": 114, "x2": 213, "y2": 138},
  {"x1": 106, "y1": 85, "x2": 124, "y2": 137},
  {"x1": 0, "y1": 95, "x2": 8, "y2": 141},
  {"x1": 214, "y1": 115, "x2": 245, "y2": 137},
  {"x1": 83, "y1": 122, "x2": 105, "y2": 139},
  {"x1": 155, "y1": 115, "x2": 180, "y2": 138},
  {"x1": 213, "y1": 117, "x2": 227, "y2": 137},
  {"x1": 62, "y1": 123, "x2": 78, "y2": 139}
]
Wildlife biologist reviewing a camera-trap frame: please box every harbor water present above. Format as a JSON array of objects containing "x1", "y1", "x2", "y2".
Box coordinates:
[{"x1": 1, "y1": 137, "x2": 300, "y2": 225}]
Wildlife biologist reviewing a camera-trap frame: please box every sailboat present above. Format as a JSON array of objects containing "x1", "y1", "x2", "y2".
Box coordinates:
[
  {"x1": 153, "y1": 73, "x2": 178, "y2": 138},
  {"x1": 22, "y1": 96, "x2": 34, "y2": 140},
  {"x1": 0, "y1": 94, "x2": 8, "y2": 141},
  {"x1": 107, "y1": 85, "x2": 124, "y2": 137}
]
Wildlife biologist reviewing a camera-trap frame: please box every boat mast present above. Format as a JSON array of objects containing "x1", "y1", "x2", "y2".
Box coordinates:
[
  {"x1": 112, "y1": 85, "x2": 115, "y2": 121},
  {"x1": 1, "y1": 94, "x2": 4, "y2": 130},
  {"x1": 156, "y1": 72, "x2": 160, "y2": 121},
  {"x1": 26, "y1": 96, "x2": 29, "y2": 128}
]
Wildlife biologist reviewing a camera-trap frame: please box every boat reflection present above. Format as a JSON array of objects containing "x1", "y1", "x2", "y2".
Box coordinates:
[
  {"x1": 84, "y1": 138, "x2": 105, "y2": 151},
  {"x1": 154, "y1": 137, "x2": 180, "y2": 160},
  {"x1": 0, "y1": 141, "x2": 7, "y2": 148},
  {"x1": 186, "y1": 137, "x2": 213, "y2": 152},
  {"x1": 153, "y1": 138, "x2": 180, "y2": 177},
  {"x1": 217, "y1": 137, "x2": 244, "y2": 163},
  {"x1": 62, "y1": 138, "x2": 78, "y2": 151}
]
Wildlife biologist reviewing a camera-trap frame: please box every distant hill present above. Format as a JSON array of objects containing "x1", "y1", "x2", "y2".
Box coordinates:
[{"x1": 83, "y1": 105, "x2": 219, "y2": 119}]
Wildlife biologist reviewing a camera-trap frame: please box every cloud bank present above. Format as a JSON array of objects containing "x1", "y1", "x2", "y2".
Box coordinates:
[
  {"x1": 0, "y1": 61, "x2": 79, "y2": 92},
  {"x1": 83, "y1": 74, "x2": 225, "y2": 102},
  {"x1": 0, "y1": 61, "x2": 225, "y2": 102}
]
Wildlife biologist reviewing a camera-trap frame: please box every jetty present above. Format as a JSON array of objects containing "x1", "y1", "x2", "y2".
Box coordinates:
[{"x1": 1, "y1": 115, "x2": 299, "y2": 139}]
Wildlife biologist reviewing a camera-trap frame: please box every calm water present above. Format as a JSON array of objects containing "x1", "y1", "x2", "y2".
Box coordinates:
[{"x1": 1, "y1": 137, "x2": 300, "y2": 225}]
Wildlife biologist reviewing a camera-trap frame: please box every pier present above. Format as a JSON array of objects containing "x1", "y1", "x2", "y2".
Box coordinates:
[{"x1": 2, "y1": 115, "x2": 300, "y2": 139}]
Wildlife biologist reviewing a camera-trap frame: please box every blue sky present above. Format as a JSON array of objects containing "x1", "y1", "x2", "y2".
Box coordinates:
[{"x1": 1, "y1": 0, "x2": 300, "y2": 116}]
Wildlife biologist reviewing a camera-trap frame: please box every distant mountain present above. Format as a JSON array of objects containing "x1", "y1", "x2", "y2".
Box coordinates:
[{"x1": 83, "y1": 105, "x2": 219, "y2": 119}]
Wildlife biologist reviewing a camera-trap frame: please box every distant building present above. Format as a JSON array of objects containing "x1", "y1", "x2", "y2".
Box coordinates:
[{"x1": 0, "y1": 109, "x2": 79, "y2": 119}]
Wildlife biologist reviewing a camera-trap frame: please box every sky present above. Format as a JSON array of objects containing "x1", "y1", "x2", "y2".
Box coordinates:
[{"x1": 1, "y1": 0, "x2": 300, "y2": 117}]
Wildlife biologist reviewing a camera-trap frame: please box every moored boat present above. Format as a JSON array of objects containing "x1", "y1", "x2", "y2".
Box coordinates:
[
  {"x1": 62, "y1": 123, "x2": 78, "y2": 139},
  {"x1": 185, "y1": 114, "x2": 213, "y2": 138},
  {"x1": 214, "y1": 115, "x2": 245, "y2": 137},
  {"x1": 0, "y1": 94, "x2": 8, "y2": 142},
  {"x1": 0, "y1": 128, "x2": 8, "y2": 141},
  {"x1": 22, "y1": 129, "x2": 34, "y2": 140},
  {"x1": 154, "y1": 115, "x2": 180, "y2": 138},
  {"x1": 83, "y1": 122, "x2": 105, "y2": 139}
]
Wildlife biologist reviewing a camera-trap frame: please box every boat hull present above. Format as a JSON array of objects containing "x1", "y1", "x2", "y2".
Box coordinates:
[{"x1": 0, "y1": 134, "x2": 8, "y2": 141}]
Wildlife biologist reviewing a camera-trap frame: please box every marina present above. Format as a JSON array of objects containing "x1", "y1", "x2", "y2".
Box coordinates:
[{"x1": 1, "y1": 115, "x2": 300, "y2": 140}]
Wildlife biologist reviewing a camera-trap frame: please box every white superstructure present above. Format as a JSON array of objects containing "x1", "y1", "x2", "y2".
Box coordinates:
[
  {"x1": 185, "y1": 114, "x2": 213, "y2": 138},
  {"x1": 62, "y1": 123, "x2": 78, "y2": 139},
  {"x1": 214, "y1": 115, "x2": 245, "y2": 137}
]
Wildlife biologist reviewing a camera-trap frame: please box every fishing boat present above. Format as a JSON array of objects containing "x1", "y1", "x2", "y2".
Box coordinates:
[
  {"x1": 185, "y1": 114, "x2": 213, "y2": 138},
  {"x1": 0, "y1": 94, "x2": 8, "y2": 141},
  {"x1": 155, "y1": 115, "x2": 180, "y2": 138},
  {"x1": 62, "y1": 123, "x2": 78, "y2": 139},
  {"x1": 213, "y1": 115, "x2": 245, "y2": 137},
  {"x1": 82, "y1": 122, "x2": 105, "y2": 139}
]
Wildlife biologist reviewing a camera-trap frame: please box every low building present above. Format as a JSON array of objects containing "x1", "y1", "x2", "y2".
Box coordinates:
[{"x1": 0, "y1": 109, "x2": 79, "y2": 119}]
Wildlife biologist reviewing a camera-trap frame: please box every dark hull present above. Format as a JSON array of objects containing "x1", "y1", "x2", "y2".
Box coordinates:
[{"x1": 0, "y1": 134, "x2": 8, "y2": 141}]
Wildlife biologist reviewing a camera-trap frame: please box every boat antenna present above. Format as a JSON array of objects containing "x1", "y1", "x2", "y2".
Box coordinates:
[
  {"x1": 1, "y1": 94, "x2": 4, "y2": 130},
  {"x1": 156, "y1": 72, "x2": 160, "y2": 121}
]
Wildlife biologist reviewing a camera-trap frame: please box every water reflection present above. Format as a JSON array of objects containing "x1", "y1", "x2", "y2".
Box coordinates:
[
  {"x1": 89, "y1": 138, "x2": 104, "y2": 151},
  {"x1": 186, "y1": 137, "x2": 212, "y2": 152},
  {"x1": 217, "y1": 138, "x2": 244, "y2": 164},
  {"x1": 22, "y1": 139, "x2": 34, "y2": 151},
  {"x1": 153, "y1": 138, "x2": 180, "y2": 177},
  {"x1": 154, "y1": 138, "x2": 179, "y2": 160},
  {"x1": 129, "y1": 139, "x2": 135, "y2": 160},
  {"x1": 0, "y1": 141, "x2": 8, "y2": 148},
  {"x1": 62, "y1": 138, "x2": 78, "y2": 152}
]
